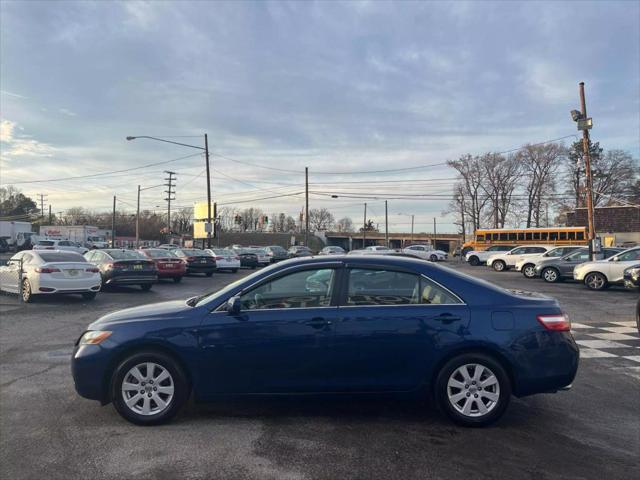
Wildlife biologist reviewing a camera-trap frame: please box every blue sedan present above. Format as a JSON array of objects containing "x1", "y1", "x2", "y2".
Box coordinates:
[{"x1": 71, "y1": 256, "x2": 578, "y2": 427}]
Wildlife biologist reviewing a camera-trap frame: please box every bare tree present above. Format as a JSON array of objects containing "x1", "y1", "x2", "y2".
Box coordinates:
[
  {"x1": 563, "y1": 139, "x2": 603, "y2": 208},
  {"x1": 517, "y1": 143, "x2": 563, "y2": 227},
  {"x1": 308, "y1": 208, "x2": 335, "y2": 231},
  {"x1": 592, "y1": 149, "x2": 638, "y2": 206},
  {"x1": 336, "y1": 216, "x2": 354, "y2": 232},
  {"x1": 480, "y1": 153, "x2": 521, "y2": 228},
  {"x1": 447, "y1": 154, "x2": 489, "y2": 231},
  {"x1": 239, "y1": 208, "x2": 264, "y2": 232},
  {"x1": 284, "y1": 215, "x2": 297, "y2": 232},
  {"x1": 171, "y1": 207, "x2": 193, "y2": 234}
]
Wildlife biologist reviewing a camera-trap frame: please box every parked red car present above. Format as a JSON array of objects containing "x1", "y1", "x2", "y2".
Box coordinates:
[{"x1": 137, "y1": 248, "x2": 186, "y2": 283}]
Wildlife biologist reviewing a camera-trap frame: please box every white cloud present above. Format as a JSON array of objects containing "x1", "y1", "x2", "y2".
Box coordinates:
[{"x1": 0, "y1": 120, "x2": 56, "y2": 159}]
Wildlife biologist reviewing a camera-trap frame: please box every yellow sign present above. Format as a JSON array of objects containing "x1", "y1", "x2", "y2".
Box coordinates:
[{"x1": 193, "y1": 202, "x2": 214, "y2": 239}]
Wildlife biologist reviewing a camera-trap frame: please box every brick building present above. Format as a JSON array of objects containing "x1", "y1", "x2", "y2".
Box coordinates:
[{"x1": 566, "y1": 206, "x2": 640, "y2": 246}]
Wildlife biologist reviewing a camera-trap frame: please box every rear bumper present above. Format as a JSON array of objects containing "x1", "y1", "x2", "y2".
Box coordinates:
[
  {"x1": 157, "y1": 269, "x2": 186, "y2": 277},
  {"x1": 186, "y1": 265, "x2": 216, "y2": 273},
  {"x1": 34, "y1": 277, "x2": 102, "y2": 293},
  {"x1": 105, "y1": 274, "x2": 157, "y2": 285}
]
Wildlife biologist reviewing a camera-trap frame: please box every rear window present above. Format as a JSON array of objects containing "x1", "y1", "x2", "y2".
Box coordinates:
[
  {"x1": 181, "y1": 249, "x2": 207, "y2": 256},
  {"x1": 37, "y1": 240, "x2": 55, "y2": 246},
  {"x1": 38, "y1": 252, "x2": 86, "y2": 262},
  {"x1": 107, "y1": 250, "x2": 145, "y2": 260},
  {"x1": 145, "y1": 249, "x2": 177, "y2": 258}
]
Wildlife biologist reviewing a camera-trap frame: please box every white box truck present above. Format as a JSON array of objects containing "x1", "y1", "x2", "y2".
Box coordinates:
[
  {"x1": 39, "y1": 225, "x2": 109, "y2": 249},
  {"x1": 0, "y1": 221, "x2": 36, "y2": 251}
]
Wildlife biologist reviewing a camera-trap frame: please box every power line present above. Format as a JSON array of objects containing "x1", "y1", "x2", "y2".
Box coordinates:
[{"x1": 3, "y1": 152, "x2": 202, "y2": 185}]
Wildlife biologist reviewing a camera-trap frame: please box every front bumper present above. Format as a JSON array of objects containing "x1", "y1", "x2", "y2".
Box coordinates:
[{"x1": 71, "y1": 343, "x2": 113, "y2": 403}]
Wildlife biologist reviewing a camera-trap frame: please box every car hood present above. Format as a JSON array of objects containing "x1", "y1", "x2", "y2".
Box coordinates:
[{"x1": 88, "y1": 300, "x2": 193, "y2": 329}]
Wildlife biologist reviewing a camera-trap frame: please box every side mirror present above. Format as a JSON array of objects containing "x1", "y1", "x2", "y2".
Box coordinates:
[{"x1": 227, "y1": 296, "x2": 241, "y2": 315}]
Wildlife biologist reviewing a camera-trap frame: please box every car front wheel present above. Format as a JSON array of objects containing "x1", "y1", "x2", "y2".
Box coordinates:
[
  {"x1": 468, "y1": 256, "x2": 480, "y2": 266},
  {"x1": 435, "y1": 353, "x2": 511, "y2": 427},
  {"x1": 542, "y1": 267, "x2": 561, "y2": 283},
  {"x1": 111, "y1": 351, "x2": 189, "y2": 425},
  {"x1": 585, "y1": 272, "x2": 608, "y2": 290},
  {"x1": 522, "y1": 264, "x2": 536, "y2": 279},
  {"x1": 21, "y1": 279, "x2": 33, "y2": 303},
  {"x1": 430, "y1": 254, "x2": 438, "y2": 262},
  {"x1": 492, "y1": 260, "x2": 506, "y2": 272}
]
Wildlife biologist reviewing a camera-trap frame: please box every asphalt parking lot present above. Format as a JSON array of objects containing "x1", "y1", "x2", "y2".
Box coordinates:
[{"x1": 1, "y1": 261, "x2": 639, "y2": 480}]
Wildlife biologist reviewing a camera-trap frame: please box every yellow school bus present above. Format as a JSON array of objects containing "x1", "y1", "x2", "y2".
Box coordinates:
[{"x1": 462, "y1": 227, "x2": 588, "y2": 254}]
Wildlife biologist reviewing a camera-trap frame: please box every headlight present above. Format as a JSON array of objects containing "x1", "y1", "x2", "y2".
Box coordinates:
[{"x1": 79, "y1": 330, "x2": 112, "y2": 345}]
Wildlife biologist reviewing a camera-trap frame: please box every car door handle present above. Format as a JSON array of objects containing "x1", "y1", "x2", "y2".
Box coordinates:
[
  {"x1": 305, "y1": 317, "x2": 332, "y2": 329},
  {"x1": 434, "y1": 313, "x2": 461, "y2": 324}
]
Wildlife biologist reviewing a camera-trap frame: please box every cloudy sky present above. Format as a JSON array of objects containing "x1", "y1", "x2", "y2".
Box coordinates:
[{"x1": 1, "y1": 0, "x2": 638, "y2": 232}]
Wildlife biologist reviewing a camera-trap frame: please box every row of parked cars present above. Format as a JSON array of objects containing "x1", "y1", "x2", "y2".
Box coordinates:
[
  {"x1": 0, "y1": 244, "x2": 297, "y2": 303},
  {"x1": 464, "y1": 244, "x2": 640, "y2": 291},
  {"x1": 316, "y1": 244, "x2": 449, "y2": 261}
]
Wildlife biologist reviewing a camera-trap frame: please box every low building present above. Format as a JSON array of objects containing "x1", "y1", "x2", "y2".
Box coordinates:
[
  {"x1": 566, "y1": 206, "x2": 640, "y2": 246},
  {"x1": 323, "y1": 231, "x2": 462, "y2": 252}
]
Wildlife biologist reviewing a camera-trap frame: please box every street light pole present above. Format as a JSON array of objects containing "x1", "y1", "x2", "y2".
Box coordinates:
[
  {"x1": 305, "y1": 167, "x2": 309, "y2": 247},
  {"x1": 136, "y1": 185, "x2": 141, "y2": 248},
  {"x1": 578, "y1": 82, "x2": 597, "y2": 260},
  {"x1": 205, "y1": 134, "x2": 212, "y2": 249},
  {"x1": 112, "y1": 195, "x2": 116, "y2": 247},
  {"x1": 363, "y1": 202, "x2": 367, "y2": 248},
  {"x1": 384, "y1": 200, "x2": 389, "y2": 248}
]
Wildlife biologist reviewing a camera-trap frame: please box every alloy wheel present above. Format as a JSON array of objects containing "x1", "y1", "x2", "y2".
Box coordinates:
[
  {"x1": 586, "y1": 273, "x2": 605, "y2": 290},
  {"x1": 22, "y1": 280, "x2": 32, "y2": 303},
  {"x1": 447, "y1": 364, "x2": 500, "y2": 418},
  {"x1": 523, "y1": 265, "x2": 536, "y2": 278},
  {"x1": 121, "y1": 362, "x2": 174, "y2": 416},
  {"x1": 493, "y1": 261, "x2": 505, "y2": 272},
  {"x1": 543, "y1": 268, "x2": 559, "y2": 283}
]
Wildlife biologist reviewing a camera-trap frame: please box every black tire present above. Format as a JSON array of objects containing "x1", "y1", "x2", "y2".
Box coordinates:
[
  {"x1": 82, "y1": 291, "x2": 97, "y2": 300},
  {"x1": 468, "y1": 256, "x2": 480, "y2": 266},
  {"x1": 435, "y1": 352, "x2": 511, "y2": 427},
  {"x1": 205, "y1": 272, "x2": 214, "y2": 277},
  {"x1": 251, "y1": 266, "x2": 257, "y2": 270},
  {"x1": 430, "y1": 254, "x2": 438, "y2": 262},
  {"x1": 140, "y1": 283, "x2": 153, "y2": 291},
  {"x1": 173, "y1": 276, "x2": 182, "y2": 283},
  {"x1": 584, "y1": 272, "x2": 608, "y2": 291},
  {"x1": 541, "y1": 267, "x2": 561, "y2": 283},
  {"x1": 521, "y1": 264, "x2": 536, "y2": 279},
  {"x1": 110, "y1": 350, "x2": 189, "y2": 426},
  {"x1": 21, "y1": 279, "x2": 33, "y2": 303},
  {"x1": 492, "y1": 260, "x2": 506, "y2": 272}
]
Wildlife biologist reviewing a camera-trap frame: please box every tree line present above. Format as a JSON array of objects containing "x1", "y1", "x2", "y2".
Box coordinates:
[{"x1": 447, "y1": 140, "x2": 639, "y2": 236}]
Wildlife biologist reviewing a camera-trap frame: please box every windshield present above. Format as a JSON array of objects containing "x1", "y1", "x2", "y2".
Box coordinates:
[
  {"x1": 181, "y1": 249, "x2": 208, "y2": 256},
  {"x1": 145, "y1": 249, "x2": 177, "y2": 258},
  {"x1": 564, "y1": 249, "x2": 589, "y2": 261},
  {"x1": 37, "y1": 240, "x2": 55, "y2": 246},
  {"x1": 107, "y1": 250, "x2": 145, "y2": 260}
]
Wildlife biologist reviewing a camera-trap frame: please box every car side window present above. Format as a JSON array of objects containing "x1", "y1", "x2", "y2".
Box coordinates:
[
  {"x1": 527, "y1": 247, "x2": 546, "y2": 254},
  {"x1": 239, "y1": 268, "x2": 336, "y2": 310},
  {"x1": 618, "y1": 249, "x2": 640, "y2": 261},
  {"x1": 420, "y1": 277, "x2": 463, "y2": 305},
  {"x1": 347, "y1": 269, "x2": 419, "y2": 305},
  {"x1": 21, "y1": 253, "x2": 34, "y2": 264},
  {"x1": 511, "y1": 247, "x2": 526, "y2": 255}
]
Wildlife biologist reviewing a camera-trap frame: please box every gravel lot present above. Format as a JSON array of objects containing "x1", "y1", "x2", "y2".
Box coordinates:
[{"x1": 1, "y1": 261, "x2": 638, "y2": 480}]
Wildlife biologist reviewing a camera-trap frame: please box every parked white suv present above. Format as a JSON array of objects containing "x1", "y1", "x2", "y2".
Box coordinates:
[
  {"x1": 402, "y1": 245, "x2": 448, "y2": 261},
  {"x1": 514, "y1": 246, "x2": 582, "y2": 278},
  {"x1": 465, "y1": 245, "x2": 517, "y2": 266},
  {"x1": 573, "y1": 247, "x2": 640, "y2": 290},
  {"x1": 486, "y1": 245, "x2": 551, "y2": 272},
  {"x1": 33, "y1": 239, "x2": 89, "y2": 254}
]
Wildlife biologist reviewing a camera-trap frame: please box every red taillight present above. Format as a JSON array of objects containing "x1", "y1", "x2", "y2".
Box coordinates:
[
  {"x1": 86, "y1": 267, "x2": 100, "y2": 273},
  {"x1": 35, "y1": 267, "x2": 61, "y2": 273},
  {"x1": 109, "y1": 262, "x2": 125, "y2": 270},
  {"x1": 537, "y1": 313, "x2": 571, "y2": 331},
  {"x1": 233, "y1": 256, "x2": 240, "y2": 260},
  {"x1": 186, "y1": 256, "x2": 196, "y2": 262},
  {"x1": 215, "y1": 256, "x2": 223, "y2": 261}
]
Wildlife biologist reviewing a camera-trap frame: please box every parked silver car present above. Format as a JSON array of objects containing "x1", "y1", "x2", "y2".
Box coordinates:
[{"x1": 534, "y1": 247, "x2": 623, "y2": 283}]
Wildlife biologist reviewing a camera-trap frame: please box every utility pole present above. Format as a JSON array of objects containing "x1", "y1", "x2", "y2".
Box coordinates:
[
  {"x1": 305, "y1": 167, "x2": 309, "y2": 247},
  {"x1": 37, "y1": 194, "x2": 47, "y2": 221},
  {"x1": 213, "y1": 202, "x2": 219, "y2": 247},
  {"x1": 48, "y1": 205, "x2": 52, "y2": 224},
  {"x1": 433, "y1": 217, "x2": 437, "y2": 248},
  {"x1": 363, "y1": 202, "x2": 367, "y2": 248},
  {"x1": 136, "y1": 185, "x2": 141, "y2": 248},
  {"x1": 578, "y1": 82, "x2": 597, "y2": 260},
  {"x1": 164, "y1": 171, "x2": 176, "y2": 239},
  {"x1": 112, "y1": 195, "x2": 116, "y2": 247},
  {"x1": 410, "y1": 215, "x2": 414, "y2": 244},
  {"x1": 384, "y1": 200, "x2": 389, "y2": 247},
  {"x1": 460, "y1": 193, "x2": 466, "y2": 245},
  {"x1": 204, "y1": 134, "x2": 212, "y2": 249}
]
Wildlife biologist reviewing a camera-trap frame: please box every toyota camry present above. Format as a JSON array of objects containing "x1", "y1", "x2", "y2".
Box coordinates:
[{"x1": 71, "y1": 255, "x2": 578, "y2": 427}]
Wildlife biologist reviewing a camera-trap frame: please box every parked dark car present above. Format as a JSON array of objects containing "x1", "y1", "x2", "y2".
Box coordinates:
[
  {"x1": 71, "y1": 256, "x2": 578, "y2": 427},
  {"x1": 230, "y1": 247, "x2": 259, "y2": 269},
  {"x1": 84, "y1": 249, "x2": 157, "y2": 290},
  {"x1": 137, "y1": 249, "x2": 186, "y2": 283},
  {"x1": 172, "y1": 248, "x2": 216, "y2": 276},
  {"x1": 535, "y1": 247, "x2": 623, "y2": 283},
  {"x1": 288, "y1": 245, "x2": 313, "y2": 258},
  {"x1": 0, "y1": 237, "x2": 9, "y2": 253},
  {"x1": 264, "y1": 245, "x2": 289, "y2": 263}
]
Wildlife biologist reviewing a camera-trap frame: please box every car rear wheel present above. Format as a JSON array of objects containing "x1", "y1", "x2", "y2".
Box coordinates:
[
  {"x1": 585, "y1": 272, "x2": 608, "y2": 290},
  {"x1": 468, "y1": 256, "x2": 480, "y2": 266},
  {"x1": 435, "y1": 353, "x2": 511, "y2": 427},
  {"x1": 140, "y1": 283, "x2": 153, "y2": 291},
  {"x1": 541, "y1": 267, "x2": 561, "y2": 283},
  {"x1": 430, "y1": 254, "x2": 438, "y2": 262},
  {"x1": 492, "y1": 260, "x2": 506, "y2": 272},
  {"x1": 173, "y1": 277, "x2": 182, "y2": 283},
  {"x1": 522, "y1": 264, "x2": 536, "y2": 279},
  {"x1": 111, "y1": 351, "x2": 189, "y2": 425},
  {"x1": 82, "y1": 291, "x2": 97, "y2": 300},
  {"x1": 21, "y1": 279, "x2": 33, "y2": 303}
]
